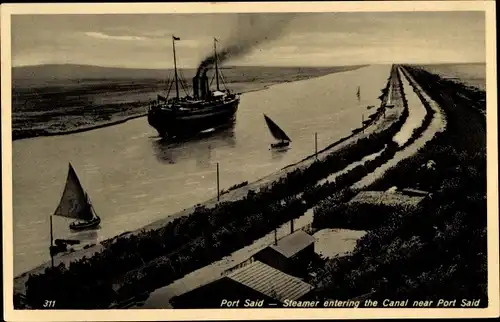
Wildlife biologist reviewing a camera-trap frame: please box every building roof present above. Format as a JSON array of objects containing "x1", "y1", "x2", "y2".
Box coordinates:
[
  {"x1": 349, "y1": 190, "x2": 425, "y2": 208},
  {"x1": 228, "y1": 260, "x2": 313, "y2": 302},
  {"x1": 269, "y1": 230, "x2": 315, "y2": 258}
]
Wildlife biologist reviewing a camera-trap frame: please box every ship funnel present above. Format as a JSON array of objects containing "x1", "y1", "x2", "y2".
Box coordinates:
[
  {"x1": 192, "y1": 77, "x2": 199, "y2": 98},
  {"x1": 200, "y1": 73, "x2": 209, "y2": 98}
]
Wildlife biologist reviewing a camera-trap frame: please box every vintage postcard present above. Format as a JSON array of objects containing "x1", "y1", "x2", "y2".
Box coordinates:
[{"x1": 2, "y1": 1, "x2": 499, "y2": 321}]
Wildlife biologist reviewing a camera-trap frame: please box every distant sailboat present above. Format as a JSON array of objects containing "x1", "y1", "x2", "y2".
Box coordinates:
[
  {"x1": 263, "y1": 114, "x2": 291, "y2": 149},
  {"x1": 356, "y1": 86, "x2": 361, "y2": 102},
  {"x1": 52, "y1": 163, "x2": 101, "y2": 231}
]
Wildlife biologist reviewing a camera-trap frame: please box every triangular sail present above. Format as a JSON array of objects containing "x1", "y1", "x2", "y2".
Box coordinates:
[
  {"x1": 356, "y1": 86, "x2": 361, "y2": 101},
  {"x1": 264, "y1": 114, "x2": 291, "y2": 142},
  {"x1": 53, "y1": 163, "x2": 94, "y2": 221}
]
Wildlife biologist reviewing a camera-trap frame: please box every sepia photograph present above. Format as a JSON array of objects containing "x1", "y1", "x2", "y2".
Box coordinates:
[{"x1": 2, "y1": 1, "x2": 498, "y2": 321}]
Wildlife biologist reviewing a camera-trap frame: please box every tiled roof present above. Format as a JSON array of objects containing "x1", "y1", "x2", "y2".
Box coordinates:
[
  {"x1": 228, "y1": 260, "x2": 313, "y2": 302},
  {"x1": 269, "y1": 230, "x2": 315, "y2": 258}
]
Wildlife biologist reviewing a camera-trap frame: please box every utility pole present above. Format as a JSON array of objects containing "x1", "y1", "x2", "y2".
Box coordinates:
[
  {"x1": 50, "y1": 215, "x2": 54, "y2": 268},
  {"x1": 314, "y1": 132, "x2": 318, "y2": 159},
  {"x1": 216, "y1": 162, "x2": 220, "y2": 201}
]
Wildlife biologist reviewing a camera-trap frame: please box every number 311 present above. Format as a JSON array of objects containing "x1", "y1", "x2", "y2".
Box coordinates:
[{"x1": 43, "y1": 300, "x2": 56, "y2": 308}]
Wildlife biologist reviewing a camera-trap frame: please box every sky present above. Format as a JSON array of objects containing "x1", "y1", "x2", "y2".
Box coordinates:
[{"x1": 11, "y1": 11, "x2": 485, "y2": 68}]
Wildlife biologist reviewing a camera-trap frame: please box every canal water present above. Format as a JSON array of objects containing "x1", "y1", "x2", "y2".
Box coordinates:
[{"x1": 12, "y1": 64, "x2": 391, "y2": 275}]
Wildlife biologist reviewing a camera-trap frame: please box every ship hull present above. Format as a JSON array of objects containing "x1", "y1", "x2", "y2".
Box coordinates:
[
  {"x1": 148, "y1": 98, "x2": 240, "y2": 138},
  {"x1": 271, "y1": 141, "x2": 290, "y2": 149}
]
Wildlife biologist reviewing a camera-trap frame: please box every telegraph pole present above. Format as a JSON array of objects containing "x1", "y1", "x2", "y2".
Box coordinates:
[
  {"x1": 314, "y1": 132, "x2": 318, "y2": 159},
  {"x1": 216, "y1": 162, "x2": 220, "y2": 201},
  {"x1": 50, "y1": 215, "x2": 54, "y2": 268}
]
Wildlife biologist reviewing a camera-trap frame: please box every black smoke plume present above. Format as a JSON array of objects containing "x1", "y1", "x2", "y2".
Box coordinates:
[{"x1": 196, "y1": 14, "x2": 294, "y2": 78}]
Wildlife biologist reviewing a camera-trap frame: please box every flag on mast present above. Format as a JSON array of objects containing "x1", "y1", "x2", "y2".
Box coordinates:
[{"x1": 173, "y1": 35, "x2": 180, "y2": 41}]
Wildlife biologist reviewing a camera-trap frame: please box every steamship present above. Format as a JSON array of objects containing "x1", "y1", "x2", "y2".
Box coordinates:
[{"x1": 148, "y1": 36, "x2": 240, "y2": 138}]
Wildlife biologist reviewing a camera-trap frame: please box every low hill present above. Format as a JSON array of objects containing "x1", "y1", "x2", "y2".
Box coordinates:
[
  {"x1": 12, "y1": 64, "x2": 177, "y2": 80},
  {"x1": 12, "y1": 64, "x2": 366, "y2": 82}
]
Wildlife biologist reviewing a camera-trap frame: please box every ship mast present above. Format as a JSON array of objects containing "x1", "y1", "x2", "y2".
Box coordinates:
[
  {"x1": 172, "y1": 35, "x2": 180, "y2": 100},
  {"x1": 214, "y1": 38, "x2": 220, "y2": 91}
]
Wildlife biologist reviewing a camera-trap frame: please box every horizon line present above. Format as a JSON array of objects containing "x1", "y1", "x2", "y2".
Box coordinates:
[{"x1": 11, "y1": 61, "x2": 487, "y2": 70}]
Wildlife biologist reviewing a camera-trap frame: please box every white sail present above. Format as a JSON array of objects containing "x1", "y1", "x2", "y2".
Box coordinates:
[{"x1": 53, "y1": 163, "x2": 94, "y2": 221}]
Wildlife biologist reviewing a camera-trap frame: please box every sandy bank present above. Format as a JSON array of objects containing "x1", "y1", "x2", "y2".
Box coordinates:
[{"x1": 13, "y1": 113, "x2": 148, "y2": 141}]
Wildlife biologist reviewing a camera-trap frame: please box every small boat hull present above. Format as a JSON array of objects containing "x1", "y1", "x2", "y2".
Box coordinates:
[
  {"x1": 271, "y1": 141, "x2": 290, "y2": 149},
  {"x1": 69, "y1": 216, "x2": 101, "y2": 231}
]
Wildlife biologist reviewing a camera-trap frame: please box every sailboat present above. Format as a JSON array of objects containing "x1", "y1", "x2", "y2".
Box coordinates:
[
  {"x1": 263, "y1": 114, "x2": 291, "y2": 149},
  {"x1": 52, "y1": 163, "x2": 101, "y2": 231}
]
